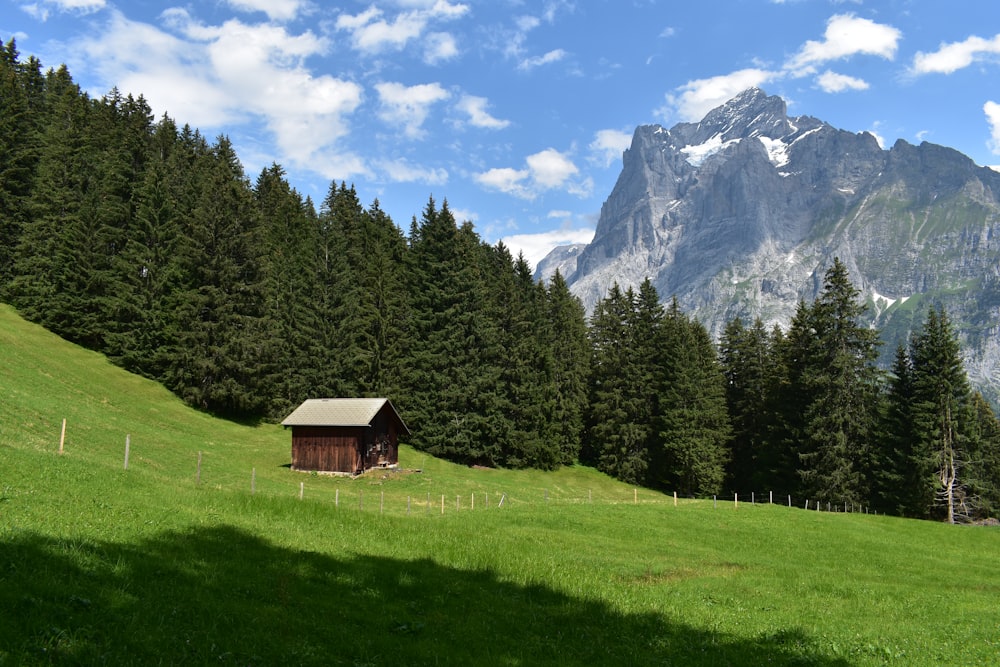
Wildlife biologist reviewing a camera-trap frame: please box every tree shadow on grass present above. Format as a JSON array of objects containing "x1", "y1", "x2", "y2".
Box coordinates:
[{"x1": 0, "y1": 526, "x2": 850, "y2": 666}]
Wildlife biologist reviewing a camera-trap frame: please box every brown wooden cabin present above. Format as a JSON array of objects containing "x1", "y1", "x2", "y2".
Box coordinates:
[{"x1": 281, "y1": 398, "x2": 410, "y2": 474}]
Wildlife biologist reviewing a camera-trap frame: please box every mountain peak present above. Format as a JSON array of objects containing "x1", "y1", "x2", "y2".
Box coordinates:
[{"x1": 698, "y1": 87, "x2": 790, "y2": 141}]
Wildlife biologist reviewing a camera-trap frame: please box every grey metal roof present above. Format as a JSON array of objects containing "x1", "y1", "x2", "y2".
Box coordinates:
[{"x1": 281, "y1": 398, "x2": 409, "y2": 433}]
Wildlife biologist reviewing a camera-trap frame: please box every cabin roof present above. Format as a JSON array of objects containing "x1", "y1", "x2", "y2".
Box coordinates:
[{"x1": 281, "y1": 398, "x2": 410, "y2": 434}]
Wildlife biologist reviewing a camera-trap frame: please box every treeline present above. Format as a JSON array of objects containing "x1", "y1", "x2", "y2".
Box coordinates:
[{"x1": 2, "y1": 41, "x2": 999, "y2": 521}]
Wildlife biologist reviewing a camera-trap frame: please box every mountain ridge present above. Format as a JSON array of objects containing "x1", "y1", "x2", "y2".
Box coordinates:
[{"x1": 537, "y1": 88, "x2": 1000, "y2": 403}]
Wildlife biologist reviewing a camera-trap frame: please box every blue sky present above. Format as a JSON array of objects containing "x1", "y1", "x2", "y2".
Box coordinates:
[{"x1": 3, "y1": 0, "x2": 1000, "y2": 267}]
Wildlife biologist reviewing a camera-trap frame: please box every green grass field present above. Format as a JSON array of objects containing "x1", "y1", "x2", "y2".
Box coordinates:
[{"x1": 2, "y1": 303, "x2": 999, "y2": 665}]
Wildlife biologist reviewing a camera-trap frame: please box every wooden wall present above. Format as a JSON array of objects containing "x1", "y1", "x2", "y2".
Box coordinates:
[{"x1": 291, "y1": 426, "x2": 364, "y2": 473}]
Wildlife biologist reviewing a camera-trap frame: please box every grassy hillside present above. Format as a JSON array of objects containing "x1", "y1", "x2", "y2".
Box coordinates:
[{"x1": 2, "y1": 303, "x2": 999, "y2": 665}]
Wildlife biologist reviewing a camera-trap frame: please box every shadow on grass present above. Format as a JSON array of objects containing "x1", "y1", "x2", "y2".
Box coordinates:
[{"x1": 0, "y1": 526, "x2": 850, "y2": 666}]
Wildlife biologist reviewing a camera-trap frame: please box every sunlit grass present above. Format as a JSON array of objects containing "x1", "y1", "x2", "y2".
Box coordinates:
[{"x1": 2, "y1": 302, "x2": 999, "y2": 665}]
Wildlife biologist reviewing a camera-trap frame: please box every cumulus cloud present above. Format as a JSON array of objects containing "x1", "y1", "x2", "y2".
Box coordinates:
[
  {"x1": 375, "y1": 81, "x2": 450, "y2": 139},
  {"x1": 985, "y1": 101, "x2": 1000, "y2": 154},
  {"x1": 456, "y1": 95, "x2": 510, "y2": 129},
  {"x1": 659, "y1": 14, "x2": 899, "y2": 122},
  {"x1": 336, "y1": 1, "x2": 468, "y2": 58},
  {"x1": 225, "y1": 0, "x2": 305, "y2": 22},
  {"x1": 476, "y1": 148, "x2": 588, "y2": 200},
  {"x1": 65, "y1": 9, "x2": 367, "y2": 180},
  {"x1": 787, "y1": 14, "x2": 901, "y2": 74},
  {"x1": 816, "y1": 70, "x2": 869, "y2": 93},
  {"x1": 661, "y1": 68, "x2": 777, "y2": 122},
  {"x1": 911, "y1": 33, "x2": 1000, "y2": 75},
  {"x1": 589, "y1": 129, "x2": 633, "y2": 167}
]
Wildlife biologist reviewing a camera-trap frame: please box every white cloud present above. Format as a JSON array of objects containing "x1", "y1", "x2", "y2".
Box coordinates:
[
  {"x1": 336, "y1": 2, "x2": 468, "y2": 57},
  {"x1": 659, "y1": 14, "x2": 899, "y2": 122},
  {"x1": 518, "y1": 48, "x2": 567, "y2": 71},
  {"x1": 225, "y1": 0, "x2": 305, "y2": 22},
  {"x1": 661, "y1": 68, "x2": 777, "y2": 122},
  {"x1": 912, "y1": 34, "x2": 1000, "y2": 75},
  {"x1": 20, "y1": 0, "x2": 104, "y2": 19},
  {"x1": 985, "y1": 101, "x2": 1000, "y2": 154},
  {"x1": 526, "y1": 148, "x2": 578, "y2": 188},
  {"x1": 424, "y1": 31, "x2": 459, "y2": 64},
  {"x1": 816, "y1": 70, "x2": 869, "y2": 93},
  {"x1": 375, "y1": 81, "x2": 450, "y2": 139},
  {"x1": 378, "y1": 158, "x2": 449, "y2": 184},
  {"x1": 788, "y1": 14, "x2": 900, "y2": 74},
  {"x1": 66, "y1": 9, "x2": 367, "y2": 180},
  {"x1": 456, "y1": 95, "x2": 510, "y2": 129},
  {"x1": 476, "y1": 148, "x2": 588, "y2": 200},
  {"x1": 589, "y1": 129, "x2": 632, "y2": 167},
  {"x1": 501, "y1": 227, "x2": 595, "y2": 270},
  {"x1": 476, "y1": 167, "x2": 531, "y2": 198}
]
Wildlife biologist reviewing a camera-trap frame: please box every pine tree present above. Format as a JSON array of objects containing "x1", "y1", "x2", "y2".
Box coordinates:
[
  {"x1": 585, "y1": 284, "x2": 649, "y2": 484},
  {"x1": 165, "y1": 136, "x2": 272, "y2": 417},
  {"x1": 967, "y1": 393, "x2": 1000, "y2": 518},
  {"x1": 719, "y1": 316, "x2": 775, "y2": 493},
  {"x1": 656, "y1": 302, "x2": 731, "y2": 496},
  {"x1": 545, "y1": 270, "x2": 590, "y2": 465},
  {"x1": 105, "y1": 116, "x2": 183, "y2": 380},
  {"x1": 782, "y1": 259, "x2": 883, "y2": 506},
  {"x1": 908, "y1": 306, "x2": 976, "y2": 522},
  {"x1": 875, "y1": 344, "x2": 918, "y2": 515}
]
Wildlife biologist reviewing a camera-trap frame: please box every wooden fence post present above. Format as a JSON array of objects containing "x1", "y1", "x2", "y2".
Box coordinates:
[
  {"x1": 734, "y1": 492, "x2": 738, "y2": 509},
  {"x1": 634, "y1": 489, "x2": 637, "y2": 504},
  {"x1": 299, "y1": 482, "x2": 304, "y2": 500},
  {"x1": 335, "y1": 488, "x2": 339, "y2": 508},
  {"x1": 59, "y1": 418, "x2": 66, "y2": 455},
  {"x1": 251, "y1": 468, "x2": 256, "y2": 495},
  {"x1": 123, "y1": 434, "x2": 130, "y2": 470}
]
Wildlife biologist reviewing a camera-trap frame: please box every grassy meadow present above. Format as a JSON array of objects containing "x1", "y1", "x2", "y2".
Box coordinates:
[{"x1": 1, "y1": 302, "x2": 999, "y2": 665}]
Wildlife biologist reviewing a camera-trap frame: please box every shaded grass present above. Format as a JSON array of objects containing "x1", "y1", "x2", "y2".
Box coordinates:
[{"x1": 2, "y1": 303, "x2": 1000, "y2": 665}]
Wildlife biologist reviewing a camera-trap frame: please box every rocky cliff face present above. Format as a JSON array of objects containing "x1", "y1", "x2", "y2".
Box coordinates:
[{"x1": 542, "y1": 88, "x2": 1000, "y2": 403}]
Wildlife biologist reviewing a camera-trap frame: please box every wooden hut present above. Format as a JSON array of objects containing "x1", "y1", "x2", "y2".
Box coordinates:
[{"x1": 281, "y1": 398, "x2": 410, "y2": 474}]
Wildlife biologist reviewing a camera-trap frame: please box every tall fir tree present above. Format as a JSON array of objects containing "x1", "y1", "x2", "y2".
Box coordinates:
[
  {"x1": 585, "y1": 284, "x2": 650, "y2": 484},
  {"x1": 545, "y1": 269, "x2": 590, "y2": 465},
  {"x1": 719, "y1": 316, "x2": 775, "y2": 493},
  {"x1": 655, "y1": 300, "x2": 731, "y2": 496},
  {"x1": 781, "y1": 259, "x2": 883, "y2": 505},
  {"x1": 908, "y1": 306, "x2": 976, "y2": 522},
  {"x1": 165, "y1": 136, "x2": 272, "y2": 417}
]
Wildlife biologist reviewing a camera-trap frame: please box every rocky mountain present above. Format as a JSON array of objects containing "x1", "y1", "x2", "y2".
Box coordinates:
[{"x1": 539, "y1": 88, "x2": 1000, "y2": 403}]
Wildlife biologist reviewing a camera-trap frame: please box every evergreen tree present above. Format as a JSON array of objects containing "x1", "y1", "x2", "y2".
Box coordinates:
[
  {"x1": 0, "y1": 40, "x2": 44, "y2": 289},
  {"x1": 875, "y1": 344, "x2": 918, "y2": 515},
  {"x1": 585, "y1": 284, "x2": 649, "y2": 484},
  {"x1": 165, "y1": 136, "x2": 272, "y2": 417},
  {"x1": 968, "y1": 392, "x2": 1000, "y2": 518},
  {"x1": 545, "y1": 270, "x2": 590, "y2": 465},
  {"x1": 105, "y1": 116, "x2": 183, "y2": 380},
  {"x1": 782, "y1": 260, "x2": 882, "y2": 506},
  {"x1": 719, "y1": 316, "x2": 774, "y2": 493},
  {"x1": 908, "y1": 306, "x2": 976, "y2": 522},
  {"x1": 255, "y1": 163, "x2": 320, "y2": 417},
  {"x1": 655, "y1": 301, "x2": 731, "y2": 496}
]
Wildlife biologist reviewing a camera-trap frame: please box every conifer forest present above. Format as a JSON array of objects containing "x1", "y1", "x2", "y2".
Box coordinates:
[{"x1": 2, "y1": 41, "x2": 998, "y2": 522}]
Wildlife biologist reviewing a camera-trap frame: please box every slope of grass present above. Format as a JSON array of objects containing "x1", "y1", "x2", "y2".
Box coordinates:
[{"x1": 2, "y1": 303, "x2": 999, "y2": 665}]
